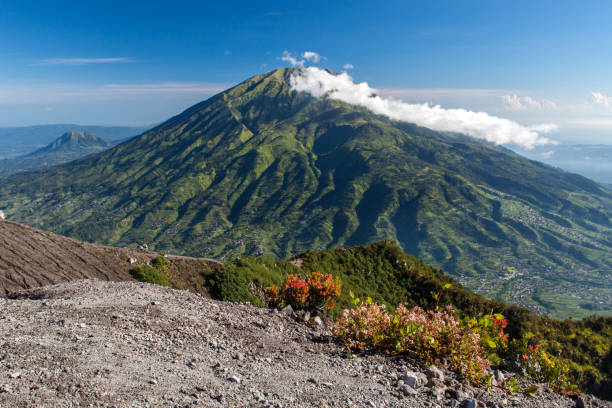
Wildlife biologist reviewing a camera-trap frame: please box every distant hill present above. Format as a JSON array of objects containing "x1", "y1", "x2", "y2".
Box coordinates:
[
  {"x1": 0, "y1": 131, "x2": 112, "y2": 175},
  {"x1": 0, "y1": 124, "x2": 150, "y2": 159},
  {"x1": 0, "y1": 218, "x2": 219, "y2": 296},
  {"x1": 0, "y1": 68, "x2": 611, "y2": 318}
]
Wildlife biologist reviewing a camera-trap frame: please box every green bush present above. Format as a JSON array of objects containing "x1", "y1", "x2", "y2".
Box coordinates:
[
  {"x1": 207, "y1": 241, "x2": 612, "y2": 399},
  {"x1": 130, "y1": 256, "x2": 170, "y2": 287}
]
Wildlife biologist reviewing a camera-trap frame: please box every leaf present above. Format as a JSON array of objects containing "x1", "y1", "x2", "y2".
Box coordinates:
[
  {"x1": 443, "y1": 283, "x2": 452, "y2": 289},
  {"x1": 485, "y1": 339, "x2": 497, "y2": 348},
  {"x1": 524, "y1": 385, "x2": 538, "y2": 398},
  {"x1": 493, "y1": 313, "x2": 505, "y2": 320}
]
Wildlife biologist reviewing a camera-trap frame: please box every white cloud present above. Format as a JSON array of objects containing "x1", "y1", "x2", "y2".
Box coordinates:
[
  {"x1": 290, "y1": 67, "x2": 556, "y2": 148},
  {"x1": 37, "y1": 57, "x2": 133, "y2": 66},
  {"x1": 281, "y1": 50, "x2": 323, "y2": 66},
  {"x1": 302, "y1": 51, "x2": 321, "y2": 63},
  {"x1": 500, "y1": 94, "x2": 557, "y2": 111},
  {"x1": 591, "y1": 91, "x2": 612, "y2": 109},
  {"x1": 281, "y1": 51, "x2": 304, "y2": 67},
  {"x1": 342, "y1": 63, "x2": 354, "y2": 70}
]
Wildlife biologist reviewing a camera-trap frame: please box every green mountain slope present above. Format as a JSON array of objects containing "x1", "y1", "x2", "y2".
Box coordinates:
[
  {"x1": 0, "y1": 131, "x2": 111, "y2": 175},
  {"x1": 0, "y1": 68, "x2": 611, "y2": 318}
]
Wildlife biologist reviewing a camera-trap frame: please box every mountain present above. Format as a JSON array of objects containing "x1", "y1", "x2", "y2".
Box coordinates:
[
  {"x1": 0, "y1": 68, "x2": 611, "y2": 318},
  {"x1": 0, "y1": 131, "x2": 113, "y2": 175},
  {"x1": 32, "y1": 131, "x2": 111, "y2": 153},
  {"x1": 0, "y1": 218, "x2": 219, "y2": 296},
  {"x1": 0, "y1": 124, "x2": 150, "y2": 159}
]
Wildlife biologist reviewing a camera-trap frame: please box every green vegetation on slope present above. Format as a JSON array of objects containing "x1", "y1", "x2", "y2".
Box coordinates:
[
  {"x1": 211, "y1": 241, "x2": 612, "y2": 399},
  {"x1": 129, "y1": 256, "x2": 170, "y2": 286},
  {"x1": 0, "y1": 68, "x2": 611, "y2": 318}
]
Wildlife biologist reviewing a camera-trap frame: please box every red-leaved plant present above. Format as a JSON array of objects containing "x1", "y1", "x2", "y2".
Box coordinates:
[
  {"x1": 266, "y1": 272, "x2": 341, "y2": 312},
  {"x1": 333, "y1": 294, "x2": 491, "y2": 383}
]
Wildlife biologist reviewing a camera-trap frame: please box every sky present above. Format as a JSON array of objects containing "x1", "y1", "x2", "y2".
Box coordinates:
[{"x1": 1, "y1": 0, "x2": 612, "y2": 144}]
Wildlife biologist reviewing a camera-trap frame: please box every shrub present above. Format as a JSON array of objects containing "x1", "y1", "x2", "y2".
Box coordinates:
[
  {"x1": 266, "y1": 272, "x2": 341, "y2": 312},
  {"x1": 333, "y1": 296, "x2": 491, "y2": 383},
  {"x1": 516, "y1": 342, "x2": 574, "y2": 392},
  {"x1": 307, "y1": 271, "x2": 342, "y2": 311},
  {"x1": 130, "y1": 256, "x2": 170, "y2": 287},
  {"x1": 464, "y1": 312, "x2": 509, "y2": 365}
]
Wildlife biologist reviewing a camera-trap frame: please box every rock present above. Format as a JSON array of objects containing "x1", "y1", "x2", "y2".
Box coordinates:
[
  {"x1": 228, "y1": 375, "x2": 241, "y2": 383},
  {"x1": 149, "y1": 379, "x2": 158, "y2": 385},
  {"x1": 401, "y1": 371, "x2": 420, "y2": 388},
  {"x1": 234, "y1": 353, "x2": 245, "y2": 361},
  {"x1": 400, "y1": 384, "x2": 418, "y2": 396},
  {"x1": 494, "y1": 369, "x2": 505, "y2": 383},
  {"x1": 426, "y1": 365, "x2": 444, "y2": 381},
  {"x1": 427, "y1": 378, "x2": 445, "y2": 389},
  {"x1": 8, "y1": 372, "x2": 21, "y2": 379},
  {"x1": 455, "y1": 389, "x2": 469, "y2": 402},
  {"x1": 129, "y1": 257, "x2": 137, "y2": 264},
  {"x1": 575, "y1": 395, "x2": 588, "y2": 408},
  {"x1": 312, "y1": 316, "x2": 323, "y2": 326},
  {"x1": 280, "y1": 305, "x2": 293, "y2": 315},
  {"x1": 463, "y1": 399, "x2": 478, "y2": 408},
  {"x1": 431, "y1": 386, "x2": 446, "y2": 401}
]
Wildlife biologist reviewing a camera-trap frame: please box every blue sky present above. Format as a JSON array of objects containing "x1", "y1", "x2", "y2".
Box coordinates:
[{"x1": 1, "y1": 0, "x2": 612, "y2": 143}]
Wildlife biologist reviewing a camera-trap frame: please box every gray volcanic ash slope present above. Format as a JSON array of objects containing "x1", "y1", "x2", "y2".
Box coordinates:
[
  {"x1": 0, "y1": 279, "x2": 607, "y2": 408},
  {"x1": 0, "y1": 219, "x2": 219, "y2": 296}
]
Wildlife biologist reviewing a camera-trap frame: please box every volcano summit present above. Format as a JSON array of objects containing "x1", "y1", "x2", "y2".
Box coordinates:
[{"x1": 1, "y1": 68, "x2": 611, "y2": 318}]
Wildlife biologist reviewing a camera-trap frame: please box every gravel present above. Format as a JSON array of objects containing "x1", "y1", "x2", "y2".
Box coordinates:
[{"x1": 0, "y1": 279, "x2": 609, "y2": 408}]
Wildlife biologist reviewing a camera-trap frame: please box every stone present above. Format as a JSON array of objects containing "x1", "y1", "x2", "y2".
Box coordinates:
[
  {"x1": 228, "y1": 375, "x2": 241, "y2": 383},
  {"x1": 312, "y1": 316, "x2": 323, "y2": 326},
  {"x1": 401, "y1": 371, "x2": 420, "y2": 388},
  {"x1": 400, "y1": 384, "x2": 417, "y2": 396},
  {"x1": 431, "y1": 386, "x2": 446, "y2": 401},
  {"x1": 8, "y1": 372, "x2": 21, "y2": 379},
  {"x1": 494, "y1": 369, "x2": 505, "y2": 383},
  {"x1": 426, "y1": 365, "x2": 444, "y2": 381},
  {"x1": 455, "y1": 389, "x2": 469, "y2": 402},
  {"x1": 463, "y1": 398, "x2": 478, "y2": 408},
  {"x1": 575, "y1": 395, "x2": 588, "y2": 408},
  {"x1": 280, "y1": 305, "x2": 293, "y2": 315}
]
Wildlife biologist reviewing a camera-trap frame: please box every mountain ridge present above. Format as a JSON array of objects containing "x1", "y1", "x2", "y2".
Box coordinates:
[
  {"x1": 0, "y1": 131, "x2": 112, "y2": 175},
  {"x1": 0, "y1": 68, "x2": 611, "y2": 318}
]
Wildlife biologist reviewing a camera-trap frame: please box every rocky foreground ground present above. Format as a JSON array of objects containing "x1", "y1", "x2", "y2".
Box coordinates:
[{"x1": 0, "y1": 280, "x2": 608, "y2": 408}]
